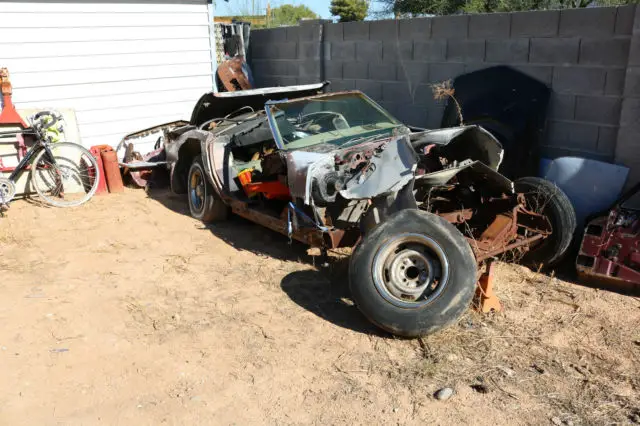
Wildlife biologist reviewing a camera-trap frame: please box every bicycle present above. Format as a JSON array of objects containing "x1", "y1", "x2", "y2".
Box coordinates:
[{"x1": 0, "y1": 110, "x2": 100, "y2": 211}]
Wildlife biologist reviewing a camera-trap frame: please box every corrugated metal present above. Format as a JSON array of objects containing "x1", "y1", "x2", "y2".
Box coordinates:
[{"x1": 0, "y1": 0, "x2": 214, "y2": 149}]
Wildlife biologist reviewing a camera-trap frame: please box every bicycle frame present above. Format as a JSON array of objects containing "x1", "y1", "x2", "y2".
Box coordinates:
[{"x1": 0, "y1": 127, "x2": 57, "y2": 183}]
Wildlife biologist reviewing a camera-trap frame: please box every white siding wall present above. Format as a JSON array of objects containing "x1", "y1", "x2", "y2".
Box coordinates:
[{"x1": 0, "y1": 0, "x2": 214, "y2": 148}]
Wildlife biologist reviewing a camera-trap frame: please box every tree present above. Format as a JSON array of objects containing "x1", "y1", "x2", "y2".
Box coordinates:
[
  {"x1": 270, "y1": 4, "x2": 319, "y2": 26},
  {"x1": 381, "y1": 0, "x2": 637, "y2": 16},
  {"x1": 330, "y1": 0, "x2": 369, "y2": 22}
]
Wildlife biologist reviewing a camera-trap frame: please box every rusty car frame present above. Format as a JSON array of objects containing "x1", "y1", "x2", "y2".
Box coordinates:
[{"x1": 119, "y1": 82, "x2": 576, "y2": 337}]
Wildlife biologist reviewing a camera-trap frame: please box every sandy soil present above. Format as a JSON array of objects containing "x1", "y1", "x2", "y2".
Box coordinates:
[{"x1": 1, "y1": 188, "x2": 639, "y2": 425}]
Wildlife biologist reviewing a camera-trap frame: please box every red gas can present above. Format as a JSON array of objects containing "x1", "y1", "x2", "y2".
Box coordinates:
[
  {"x1": 89, "y1": 145, "x2": 109, "y2": 195},
  {"x1": 100, "y1": 148, "x2": 124, "y2": 193}
]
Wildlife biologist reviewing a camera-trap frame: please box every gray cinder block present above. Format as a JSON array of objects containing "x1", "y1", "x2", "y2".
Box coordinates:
[
  {"x1": 343, "y1": 21, "x2": 370, "y2": 41},
  {"x1": 447, "y1": 39, "x2": 486, "y2": 62},
  {"x1": 383, "y1": 41, "x2": 413, "y2": 61},
  {"x1": 469, "y1": 13, "x2": 510, "y2": 38},
  {"x1": 344, "y1": 62, "x2": 368, "y2": 79},
  {"x1": 553, "y1": 67, "x2": 606, "y2": 95},
  {"x1": 510, "y1": 10, "x2": 559, "y2": 37},
  {"x1": 575, "y1": 96, "x2": 622, "y2": 125},
  {"x1": 356, "y1": 80, "x2": 383, "y2": 100},
  {"x1": 369, "y1": 62, "x2": 397, "y2": 80},
  {"x1": 298, "y1": 42, "x2": 320, "y2": 60},
  {"x1": 579, "y1": 38, "x2": 630, "y2": 67},
  {"x1": 414, "y1": 40, "x2": 447, "y2": 62},
  {"x1": 331, "y1": 41, "x2": 356, "y2": 61},
  {"x1": 432, "y1": 15, "x2": 469, "y2": 39},
  {"x1": 485, "y1": 39, "x2": 529, "y2": 63},
  {"x1": 615, "y1": 4, "x2": 636, "y2": 35},
  {"x1": 356, "y1": 41, "x2": 383, "y2": 61},
  {"x1": 559, "y1": 7, "x2": 616, "y2": 37},
  {"x1": 399, "y1": 17, "x2": 431, "y2": 40},
  {"x1": 428, "y1": 63, "x2": 465, "y2": 83},
  {"x1": 548, "y1": 93, "x2": 576, "y2": 120},
  {"x1": 530, "y1": 38, "x2": 579, "y2": 65}
]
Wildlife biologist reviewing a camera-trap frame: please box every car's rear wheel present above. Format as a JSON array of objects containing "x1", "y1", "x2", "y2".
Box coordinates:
[
  {"x1": 515, "y1": 177, "x2": 576, "y2": 267},
  {"x1": 349, "y1": 209, "x2": 477, "y2": 338},
  {"x1": 188, "y1": 157, "x2": 228, "y2": 223}
]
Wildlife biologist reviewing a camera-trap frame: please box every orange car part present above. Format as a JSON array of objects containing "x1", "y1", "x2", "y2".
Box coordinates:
[
  {"x1": 474, "y1": 262, "x2": 502, "y2": 313},
  {"x1": 244, "y1": 181, "x2": 290, "y2": 200},
  {"x1": 237, "y1": 168, "x2": 291, "y2": 200}
]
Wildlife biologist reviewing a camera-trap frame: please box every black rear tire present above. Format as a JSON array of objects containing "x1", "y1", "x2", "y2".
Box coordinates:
[
  {"x1": 515, "y1": 177, "x2": 576, "y2": 267},
  {"x1": 188, "y1": 157, "x2": 228, "y2": 223},
  {"x1": 349, "y1": 209, "x2": 477, "y2": 338}
]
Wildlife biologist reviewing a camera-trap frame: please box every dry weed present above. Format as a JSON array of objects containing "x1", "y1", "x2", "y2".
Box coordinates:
[{"x1": 431, "y1": 80, "x2": 464, "y2": 125}]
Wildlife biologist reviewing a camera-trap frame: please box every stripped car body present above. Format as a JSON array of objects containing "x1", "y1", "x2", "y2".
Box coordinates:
[{"x1": 123, "y1": 83, "x2": 573, "y2": 337}]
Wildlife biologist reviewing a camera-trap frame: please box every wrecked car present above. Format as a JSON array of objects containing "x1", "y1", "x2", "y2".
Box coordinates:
[
  {"x1": 577, "y1": 183, "x2": 640, "y2": 294},
  {"x1": 123, "y1": 83, "x2": 576, "y2": 337}
]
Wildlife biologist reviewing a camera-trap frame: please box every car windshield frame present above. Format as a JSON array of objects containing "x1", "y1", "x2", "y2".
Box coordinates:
[{"x1": 264, "y1": 91, "x2": 404, "y2": 151}]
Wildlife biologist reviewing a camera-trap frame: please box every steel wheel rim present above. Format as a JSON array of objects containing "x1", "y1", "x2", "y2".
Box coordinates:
[
  {"x1": 372, "y1": 233, "x2": 449, "y2": 309},
  {"x1": 190, "y1": 168, "x2": 204, "y2": 212},
  {"x1": 0, "y1": 179, "x2": 15, "y2": 202}
]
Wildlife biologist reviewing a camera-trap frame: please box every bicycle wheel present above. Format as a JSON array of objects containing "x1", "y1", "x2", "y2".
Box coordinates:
[{"x1": 31, "y1": 142, "x2": 100, "y2": 207}]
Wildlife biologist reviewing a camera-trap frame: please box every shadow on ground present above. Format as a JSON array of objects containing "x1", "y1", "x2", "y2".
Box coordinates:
[
  {"x1": 146, "y1": 187, "x2": 385, "y2": 336},
  {"x1": 280, "y1": 269, "x2": 384, "y2": 336}
]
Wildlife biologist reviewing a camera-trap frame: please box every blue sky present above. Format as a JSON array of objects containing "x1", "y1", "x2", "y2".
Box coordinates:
[{"x1": 216, "y1": 0, "x2": 385, "y2": 20}]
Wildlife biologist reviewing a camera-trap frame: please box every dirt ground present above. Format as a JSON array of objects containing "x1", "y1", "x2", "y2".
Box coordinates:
[{"x1": 1, "y1": 188, "x2": 639, "y2": 425}]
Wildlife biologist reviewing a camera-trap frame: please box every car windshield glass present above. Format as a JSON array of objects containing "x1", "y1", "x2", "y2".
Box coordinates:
[{"x1": 267, "y1": 92, "x2": 403, "y2": 150}]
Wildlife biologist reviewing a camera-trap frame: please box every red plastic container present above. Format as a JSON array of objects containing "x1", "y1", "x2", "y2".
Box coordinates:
[
  {"x1": 100, "y1": 148, "x2": 124, "y2": 193},
  {"x1": 89, "y1": 145, "x2": 109, "y2": 195}
]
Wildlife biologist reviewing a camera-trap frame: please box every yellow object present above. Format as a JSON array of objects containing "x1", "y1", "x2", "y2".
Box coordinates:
[{"x1": 237, "y1": 168, "x2": 257, "y2": 197}]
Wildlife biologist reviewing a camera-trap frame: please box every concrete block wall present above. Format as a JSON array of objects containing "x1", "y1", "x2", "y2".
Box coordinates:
[{"x1": 250, "y1": 6, "x2": 639, "y2": 180}]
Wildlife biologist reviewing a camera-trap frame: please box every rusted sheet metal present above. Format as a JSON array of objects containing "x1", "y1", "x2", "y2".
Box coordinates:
[
  {"x1": 473, "y1": 234, "x2": 544, "y2": 263},
  {"x1": 229, "y1": 199, "x2": 326, "y2": 247},
  {"x1": 217, "y1": 57, "x2": 252, "y2": 92},
  {"x1": 461, "y1": 195, "x2": 552, "y2": 263},
  {"x1": 478, "y1": 213, "x2": 516, "y2": 251},
  {"x1": 440, "y1": 209, "x2": 473, "y2": 224},
  {"x1": 577, "y1": 211, "x2": 640, "y2": 293}
]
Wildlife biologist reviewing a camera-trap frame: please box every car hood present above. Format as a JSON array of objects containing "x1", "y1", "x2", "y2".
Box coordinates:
[{"x1": 190, "y1": 82, "x2": 328, "y2": 126}]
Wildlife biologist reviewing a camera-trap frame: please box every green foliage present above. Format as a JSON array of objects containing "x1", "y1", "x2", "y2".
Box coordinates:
[
  {"x1": 392, "y1": 0, "x2": 463, "y2": 15},
  {"x1": 270, "y1": 4, "x2": 319, "y2": 26},
  {"x1": 386, "y1": 0, "x2": 638, "y2": 15},
  {"x1": 330, "y1": 0, "x2": 369, "y2": 21}
]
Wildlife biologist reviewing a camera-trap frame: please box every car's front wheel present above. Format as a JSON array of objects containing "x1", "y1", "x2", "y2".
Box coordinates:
[
  {"x1": 349, "y1": 209, "x2": 477, "y2": 338},
  {"x1": 187, "y1": 157, "x2": 228, "y2": 223}
]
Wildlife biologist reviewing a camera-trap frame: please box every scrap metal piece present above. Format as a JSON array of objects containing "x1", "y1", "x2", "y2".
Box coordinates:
[
  {"x1": 474, "y1": 262, "x2": 502, "y2": 313},
  {"x1": 577, "y1": 189, "x2": 640, "y2": 293},
  {"x1": 339, "y1": 137, "x2": 417, "y2": 200},
  {"x1": 217, "y1": 57, "x2": 252, "y2": 92},
  {"x1": 0, "y1": 68, "x2": 27, "y2": 128}
]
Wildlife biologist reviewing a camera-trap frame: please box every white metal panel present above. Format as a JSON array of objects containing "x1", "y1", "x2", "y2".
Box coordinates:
[
  {"x1": 0, "y1": 0, "x2": 213, "y2": 150},
  {"x1": 2, "y1": 13, "x2": 206, "y2": 27},
  {"x1": 12, "y1": 63, "x2": 212, "y2": 87},
  {"x1": 1, "y1": 39, "x2": 211, "y2": 59},
  {"x1": 14, "y1": 75, "x2": 213, "y2": 103},
  {"x1": 3, "y1": 51, "x2": 212, "y2": 73},
  {"x1": 1, "y1": 2, "x2": 206, "y2": 13},
  {"x1": 0, "y1": 26, "x2": 210, "y2": 43}
]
